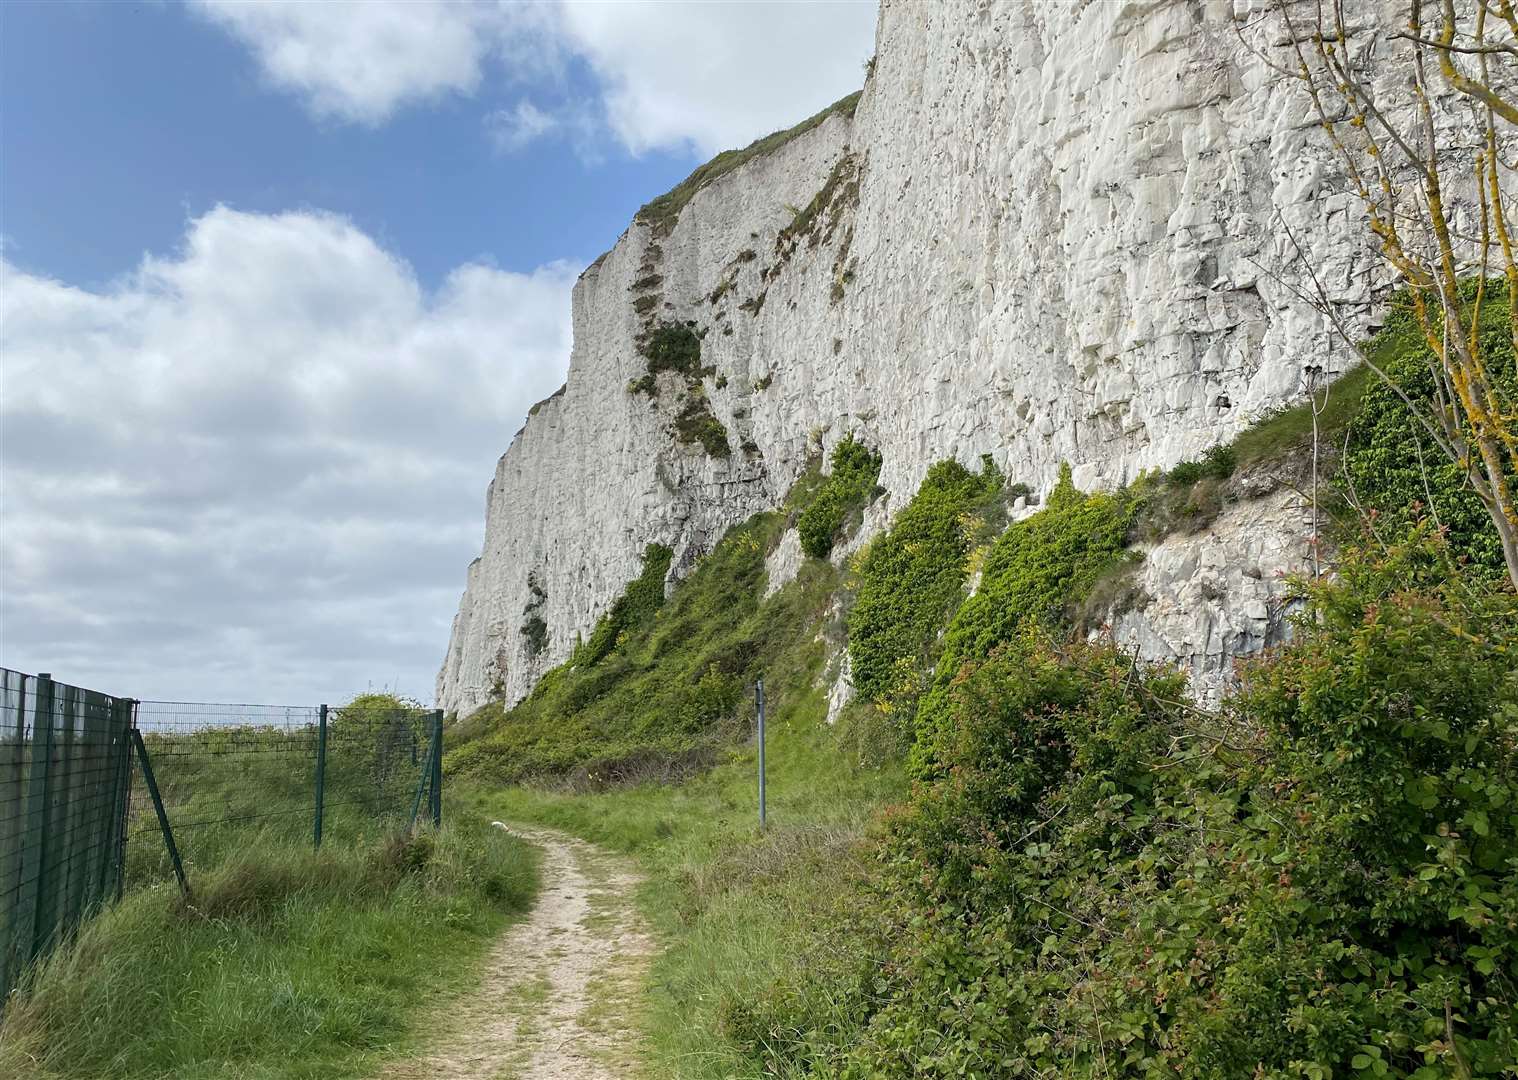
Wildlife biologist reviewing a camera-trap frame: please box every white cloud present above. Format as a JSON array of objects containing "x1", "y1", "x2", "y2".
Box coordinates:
[
  {"x1": 560, "y1": 1, "x2": 877, "y2": 156},
  {"x1": 190, "y1": 0, "x2": 562, "y2": 125},
  {"x1": 0, "y1": 207, "x2": 578, "y2": 702},
  {"x1": 486, "y1": 99, "x2": 560, "y2": 152},
  {"x1": 192, "y1": 0, "x2": 878, "y2": 156}
]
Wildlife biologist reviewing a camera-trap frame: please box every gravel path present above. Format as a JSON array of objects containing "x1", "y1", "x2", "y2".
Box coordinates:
[{"x1": 373, "y1": 823, "x2": 654, "y2": 1080}]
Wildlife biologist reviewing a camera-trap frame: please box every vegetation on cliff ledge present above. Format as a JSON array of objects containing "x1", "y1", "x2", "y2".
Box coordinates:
[
  {"x1": 796, "y1": 434, "x2": 883, "y2": 559},
  {"x1": 635, "y1": 91, "x2": 862, "y2": 236}
]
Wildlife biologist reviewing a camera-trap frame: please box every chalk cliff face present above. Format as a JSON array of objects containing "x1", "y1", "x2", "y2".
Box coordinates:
[{"x1": 438, "y1": 0, "x2": 1414, "y2": 716}]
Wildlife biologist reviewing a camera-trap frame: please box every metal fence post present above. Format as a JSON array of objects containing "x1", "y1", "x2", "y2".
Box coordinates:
[
  {"x1": 408, "y1": 728, "x2": 434, "y2": 830},
  {"x1": 0, "y1": 672, "x2": 31, "y2": 1001},
  {"x1": 429, "y1": 711, "x2": 443, "y2": 828},
  {"x1": 130, "y1": 728, "x2": 188, "y2": 899},
  {"x1": 756, "y1": 678, "x2": 766, "y2": 829},
  {"x1": 104, "y1": 699, "x2": 134, "y2": 903},
  {"x1": 313, "y1": 704, "x2": 328, "y2": 848},
  {"x1": 17, "y1": 673, "x2": 56, "y2": 971}
]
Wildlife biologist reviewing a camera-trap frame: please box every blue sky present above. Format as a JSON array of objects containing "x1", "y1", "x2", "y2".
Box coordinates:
[
  {"x1": 2, "y1": 1, "x2": 699, "y2": 290},
  {"x1": 0, "y1": 0, "x2": 876, "y2": 705}
]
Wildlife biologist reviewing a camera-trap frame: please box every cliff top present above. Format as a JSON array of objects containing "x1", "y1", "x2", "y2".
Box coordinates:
[{"x1": 633, "y1": 89, "x2": 862, "y2": 235}]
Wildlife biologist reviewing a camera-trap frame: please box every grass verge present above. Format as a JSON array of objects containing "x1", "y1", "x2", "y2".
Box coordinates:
[
  {"x1": 461, "y1": 677, "x2": 901, "y2": 1079},
  {"x1": 0, "y1": 815, "x2": 538, "y2": 1080}
]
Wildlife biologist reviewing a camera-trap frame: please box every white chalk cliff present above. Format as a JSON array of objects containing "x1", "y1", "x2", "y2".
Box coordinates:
[{"x1": 438, "y1": 0, "x2": 1441, "y2": 717}]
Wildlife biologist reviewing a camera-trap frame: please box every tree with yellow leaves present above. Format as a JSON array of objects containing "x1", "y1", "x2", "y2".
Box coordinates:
[{"x1": 1259, "y1": 0, "x2": 1518, "y2": 589}]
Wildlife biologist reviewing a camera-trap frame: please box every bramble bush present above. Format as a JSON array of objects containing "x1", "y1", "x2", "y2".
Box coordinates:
[
  {"x1": 1343, "y1": 284, "x2": 1517, "y2": 578},
  {"x1": 910, "y1": 463, "x2": 1139, "y2": 776},
  {"x1": 735, "y1": 528, "x2": 1518, "y2": 1079},
  {"x1": 797, "y1": 435, "x2": 883, "y2": 559}
]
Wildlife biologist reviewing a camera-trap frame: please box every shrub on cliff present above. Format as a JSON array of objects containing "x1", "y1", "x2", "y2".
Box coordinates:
[
  {"x1": 847, "y1": 456, "x2": 1006, "y2": 712},
  {"x1": 797, "y1": 435, "x2": 883, "y2": 559},
  {"x1": 1344, "y1": 286, "x2": 1517, "y2": 578},
  {"x1": 909, "y1": 463, "x2": 1139, "y2": 775}
]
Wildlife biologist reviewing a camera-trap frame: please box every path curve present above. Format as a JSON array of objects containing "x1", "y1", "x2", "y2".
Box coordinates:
[{"x1": 374, "y1": 823, "x2": 654, "y2": 1080}]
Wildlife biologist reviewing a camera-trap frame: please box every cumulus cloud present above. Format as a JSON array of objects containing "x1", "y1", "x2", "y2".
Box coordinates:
[
  {"x1": 0, "y1": 207, "x2": 578, "y2": 702},
  {"x1": 560, "y1": 1, "x2": 877, "y2": 156},
  {"x1": 190, "y1": 0, "x2": 562, "y2": 125},
  {"x1": 193, "y1": 0, "x2": 878, "y2": 155}
]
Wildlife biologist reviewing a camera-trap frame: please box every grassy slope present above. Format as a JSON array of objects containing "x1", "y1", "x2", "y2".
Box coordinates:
[
  {"x1": 635, "y1": 91, "x2": 863, "y2": 234},
  {"x1": 449, "y1": 485, "x2": 904, "y2": 1077}
]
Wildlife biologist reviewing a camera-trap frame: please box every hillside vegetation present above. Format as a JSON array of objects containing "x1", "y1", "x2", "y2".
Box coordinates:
[{"x1": 450, "y1": 291, "x2": 1517, "y2": 1078}]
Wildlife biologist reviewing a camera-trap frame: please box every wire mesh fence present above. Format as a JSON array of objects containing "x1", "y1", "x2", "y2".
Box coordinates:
[
  {"x1": 1, "y1": 669, "x2": 443, "y2": 1003},
  {"x1": 127, "y1": 700, "x2": 441, "y2": 887},
  {"x1": 1, "y1": 670, "x2": 133, "y2": 1005}
]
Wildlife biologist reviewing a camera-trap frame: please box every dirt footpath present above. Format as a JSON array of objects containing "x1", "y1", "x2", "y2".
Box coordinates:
[{"x1": 373, "y1": 823, "x2": 655, "y2": 1080}]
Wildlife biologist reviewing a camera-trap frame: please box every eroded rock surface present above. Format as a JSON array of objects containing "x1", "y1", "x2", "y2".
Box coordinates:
[{"x1": 439, "y1": 0, "x2": 1447, "y2": 715}]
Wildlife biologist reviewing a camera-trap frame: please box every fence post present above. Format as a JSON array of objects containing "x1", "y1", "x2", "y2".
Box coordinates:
[
  {"x1": 756, "y1": 678, "x2": 766, "y2": 829},
  {"x1": 313, "y1": 704, "x2": 328, "y2": 848},
  {"x1": 131, "y1": 728, "x2": 188, "y2": 899},
  {"x1": 408, "y1": 729, "x2": 434, "y2": 830},
  {"x1": 0, "y1": 672, "x2": 31, "y2": 1001},
  {"x1": 17, "y1": 673, "x2": 56, "y2": 973},
  {"x1": 102, "y1": 698, "x2": 134, "y2": 903},
  {"x1": 429, "y1": 711, "x2": 443, "y2": 828}
]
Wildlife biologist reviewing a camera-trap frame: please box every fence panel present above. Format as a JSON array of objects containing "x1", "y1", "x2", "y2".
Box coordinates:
[
  {"x1": 2, "y1": 683, "x2": 442, "y2": 1001},
  {"x1": 127, "y1": 701, "x2": 441, "y2": 887},
  {"x1": 0, "y1": 669, "x2": 133, "y2": 1002}
]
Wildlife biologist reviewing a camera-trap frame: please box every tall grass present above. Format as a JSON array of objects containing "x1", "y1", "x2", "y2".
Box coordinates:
[{"x1": 3, "y1": 719, "x2": 539, "y2": 1080}]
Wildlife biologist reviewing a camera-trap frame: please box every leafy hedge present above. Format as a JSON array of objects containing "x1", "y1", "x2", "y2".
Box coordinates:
[
  {"x1": 730, "y1": 532, "x2": 1518, "y2": 1078},
  {"x1": 797, "y1": 435, "x2": 883, "y2": 559},
  {"x1": 847, "y1": 456, "x2": 1006, "y2": 710}
]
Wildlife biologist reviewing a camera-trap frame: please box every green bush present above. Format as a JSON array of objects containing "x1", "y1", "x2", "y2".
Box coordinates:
[
  {"x1": 643, "y1": 321, "x2": 702, "y2": 378},
  {"x1": 910, "y1": 463, "x2": 1138, "y2": 774},
  {"x1": 738, "y1": 529, "x2": 1518, "y2": 1079},
  {"x1": 1166, "y1": 442, "x2": 1237, "y2": 488},
  {"x1": 673, "y1": 391, "x2": 732, "y2": 457},
  {"x1": 797, "y1": 435, "x2": 883, "y2": 559},
  {"x1": 847, "y1": 457, "x2": 1005, "y2": 710}
]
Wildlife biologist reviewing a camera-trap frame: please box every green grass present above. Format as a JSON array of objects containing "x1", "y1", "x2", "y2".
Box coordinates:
[
  {"x1": 636, "y1": 91, "x2": 862, "y2": 235},
  {"x1": 0, "y1": 816, "x2": 538, "y2": 1080},
  {"x1": 462, "y1": 686, "x2": 900, "y2": 1079},
  {"x1": 446, "y1": 511, "x2": 842, "y2": 785}
]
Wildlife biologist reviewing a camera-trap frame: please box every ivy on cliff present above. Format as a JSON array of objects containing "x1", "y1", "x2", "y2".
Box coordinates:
[
  {"x1": 846, "y1": 456, "x2": 1006, "y2": 713},
  {"x1": 796, "y1": 435, "x2": 883, "y2": 559}
]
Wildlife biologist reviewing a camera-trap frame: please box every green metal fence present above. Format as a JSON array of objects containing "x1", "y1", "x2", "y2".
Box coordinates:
[
  {"x1": 1, "y1": 668, "x2": 444, "y2": 1003},
  {"x1": 0, "y1": 670, "x2": 134, "y2": 1005},
  {"x1": 127, "y1": 699, "x2": 444, "y2": 889}
]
